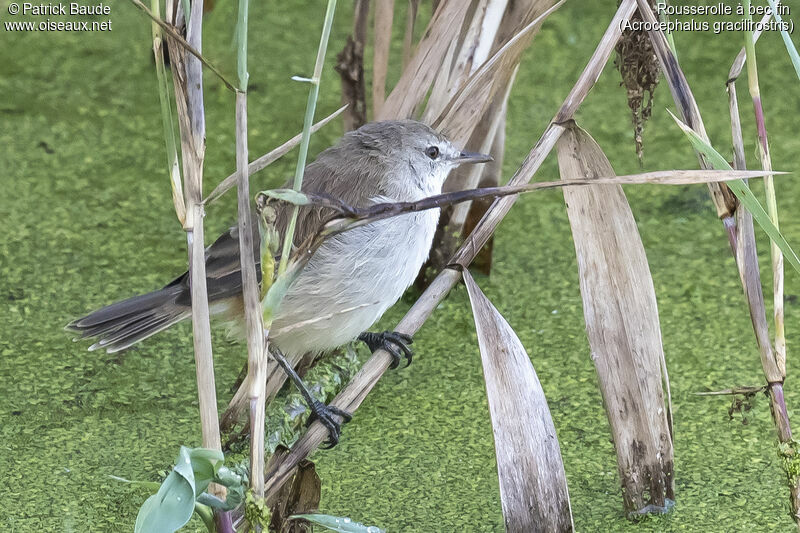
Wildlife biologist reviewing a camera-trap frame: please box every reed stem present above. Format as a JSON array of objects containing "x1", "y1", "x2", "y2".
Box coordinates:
[
  {"x1": 277, "y1": 0, "x2": 338, "y2": 276},
  {"x1": 231, "y1": 0, "x2": 270, "y2": 506},
  {"x1": 743, "y1": 0, "x2": 785, "y2": 377},
  {"x1": 164, "y1": 0, "x2": 224, "y2": 506},
  {"x1": 262, "y1": 0, "x2": 639, "y2": 499}
]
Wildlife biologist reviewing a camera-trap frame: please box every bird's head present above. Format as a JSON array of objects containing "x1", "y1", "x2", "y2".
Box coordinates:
[{"x1": 340, "y1": 120, "x2": 493, "y2": 197}]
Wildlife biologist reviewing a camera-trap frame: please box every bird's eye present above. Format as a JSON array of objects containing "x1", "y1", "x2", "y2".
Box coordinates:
[{"x1": 425, "y1": 146, "x2": 440, "y2": 160}]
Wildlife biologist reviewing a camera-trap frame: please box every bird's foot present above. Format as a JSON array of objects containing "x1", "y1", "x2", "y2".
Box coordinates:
[
  {"x1": 358, "y1": 331, "x2": 414, "y2": 369},
  {"x1": 308, "y1": 400, "x2": 352, "y2": 449}
]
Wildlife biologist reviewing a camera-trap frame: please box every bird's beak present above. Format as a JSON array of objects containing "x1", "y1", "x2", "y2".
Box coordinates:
[{"x1": 451, "y1": 150, "x2": 493, "y2": 165}]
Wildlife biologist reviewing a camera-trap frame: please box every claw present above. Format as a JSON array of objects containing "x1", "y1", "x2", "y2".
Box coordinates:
[
  {"x1": 308, "y1": 400, "x2": 352, "y2": 448},
  {"x1": 358, "y1": 331, "x2": 414, "y2": 369}
]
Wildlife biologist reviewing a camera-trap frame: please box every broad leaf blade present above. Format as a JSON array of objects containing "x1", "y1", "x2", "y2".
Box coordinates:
[
  {"x1": 557, "y1": 122, "x2": 673, "y2": 515},
  {"x1": 463, "y1": 269, "x2": 573, "y2": 532},
  {"x1": 133, "y1": 446, "x2": 223, "y2": 532},
  {"x1": 134, "y1": 470, "x2": 195, "y2": 533},
  {"x1": 185, "y1": 447, "x2": 222, "y2": 496}
]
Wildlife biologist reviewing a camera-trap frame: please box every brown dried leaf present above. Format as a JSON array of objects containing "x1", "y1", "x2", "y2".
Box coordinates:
[
  {"x1": 402, "y1": 0, "x2": 421, "y2": 68},
  {"x1": 372, "y1": 0, "x2": 395, "y2": 118},
  {"x1": 336, "y1": 0, "x2": 370, "y2": 131},
  {"x1": 268, "y1": 454, "x2": 321, "y2": 533},
  {"x1": 379, "y1": 1, "x2": 469, "y2": 119},
  {"x1": 556, "y1": 121, "x2": 673, "y2": 516},
  {"x1": 463, "y1": 269, "x2": 573, "y2": 533},
  {"x1": 434, "y1": 0, "x2": 564, "y2": 144}
]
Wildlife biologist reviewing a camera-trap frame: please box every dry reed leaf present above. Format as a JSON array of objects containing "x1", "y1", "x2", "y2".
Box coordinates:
[
  {"x1": 434, "y1": 0, "x2": 563, "y2": 144},
  {"x1": 421, "y1": 33, "x2": 461, "y2": 122},
  {"x1": 268, "y1": 456, "x2": 321, "y2": 533},
  {"x1": 423, "y1": 0, "x2": 507, "y2": 121},
  {"x1": 444, "y1": 69, "x2": 514, "y2": 218},
  {"x1": 463, "y1": 269, "x2": 573, "y2": 533},
  {"x1": 402, "y1": 0, "x2": 421, "y2": 68},
  {"x1": 379, "y1": 1, "x2": 468, "y2": 119},
  {"x1": 556, "y1": 121, "x2": 674, "y2": 515},
  {"x1": 372, "y1": 0, "x2": 395, "y2": 118},
  {"x1": 336, "y1": 0, "x2": 370, "y2": 131}
]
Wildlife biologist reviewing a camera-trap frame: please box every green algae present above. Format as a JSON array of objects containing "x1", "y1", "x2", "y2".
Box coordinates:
[
  {"x1": 1, "y1": 1, "x2": 799, "y2": 532},
  {"x1": 244, "y1": 491, "x2": 271, "y2": 530},
  {"x1": 779, "y1": 440, "x2": 800, "y2": 490}
]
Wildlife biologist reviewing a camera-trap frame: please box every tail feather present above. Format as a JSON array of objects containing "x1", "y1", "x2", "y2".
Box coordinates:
[
  {"x1": 88, "y1": 313, "x2": 163, "y2": 349},
  {"x1": 68, "y1": 285, "x2": 190, "y2": 353},
  {"x1": 69, "y1": 287, "x2": 181, "y2": 328},
  {"x1": 89, "y1": 312, "x2": 186, "y2": 353}
]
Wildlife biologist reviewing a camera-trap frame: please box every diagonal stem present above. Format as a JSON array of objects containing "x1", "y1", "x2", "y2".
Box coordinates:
[{"x1": 262, "y1": 0, "x2": 639, "y2": 500}]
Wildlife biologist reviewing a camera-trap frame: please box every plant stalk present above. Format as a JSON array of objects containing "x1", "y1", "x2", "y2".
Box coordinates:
[
  {"x1": 232, "y1": 0, "x2": 270, "y2": 505},
  {"x1": 165, "y1": 0, "x2": 224, "y2": 503},
  {"x1": 734, "y1": 4, "x2": 796, "y2": 521},
  {"x1": 278, "y1": 0, "x2": 337, "y2": 276},
  {"x1": 262, "y1": 0, "x2": 640, "y2": 499},
  {"x1": 743, "y1": 0, "x2": 785, "y2": 377}
]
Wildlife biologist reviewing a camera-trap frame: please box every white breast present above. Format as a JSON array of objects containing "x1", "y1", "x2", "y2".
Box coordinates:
[{"x1": 270, "y1": 204, "x2": 439, "y2": 358}]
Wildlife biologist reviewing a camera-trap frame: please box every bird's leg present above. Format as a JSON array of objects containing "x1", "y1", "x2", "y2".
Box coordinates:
[
  {"x1": 358, "y1": 331, "x2": 414, "y2": 369},
  {"x1": 269, "y1": 346, "x2": 352, "y2": 449}
]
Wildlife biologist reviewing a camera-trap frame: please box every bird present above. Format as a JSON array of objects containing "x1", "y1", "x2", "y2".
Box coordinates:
[{"x1": 67, "y1": 119, "x2": 492, "y2": 445}]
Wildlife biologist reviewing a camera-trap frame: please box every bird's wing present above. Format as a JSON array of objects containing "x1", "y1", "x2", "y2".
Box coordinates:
[{"x1": 172, "y1": 159, "x2": 345, "y2": 304}]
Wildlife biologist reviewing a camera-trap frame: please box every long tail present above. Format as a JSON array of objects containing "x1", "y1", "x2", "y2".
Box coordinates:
[{"x1": 66, "y1": 285, "x2": 191, "y2": 353}]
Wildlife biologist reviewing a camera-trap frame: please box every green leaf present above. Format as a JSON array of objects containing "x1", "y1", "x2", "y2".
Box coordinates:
[
  {"x1": 216, "y1": 465, "x2": 244, "y2": 487},
  {"x1": 766, "y1": 0, "x2": 800, "y2": 82},
  {"x1": 187, "y1": 447, "x2": 225, "y2": 466},
  {"x1": 172, "y1": 447, "x2": 195, "y2": 494},
  {"x1": 669, "y1": 111, "x2": 800, "y2": 274},
  {"x1": 235, "y1": 0, "x2": 250, "y2": 90},
  {"x1": 133, "y1": 447, "x2": 224, "y2": 533},
  {"x1": 134, "y1": 470, "x2": 195, "y2": 533},
  {"x1": 194, "y1": 466, "x2": 246, "y2": 511},
  {"x1": 290, "y1": 514, "x2": 385, "y2": 533},
  {"x1": 187, "y1": 450, "x2": 221, "y2": 497},
  {"x1": 259, "y1": 188, "x2": 312, "y2": 206}
]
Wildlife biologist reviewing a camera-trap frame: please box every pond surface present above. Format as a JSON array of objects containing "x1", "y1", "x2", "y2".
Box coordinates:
[{"x1": 1, "y1": 1, "x2": 799, "y2": 531}]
